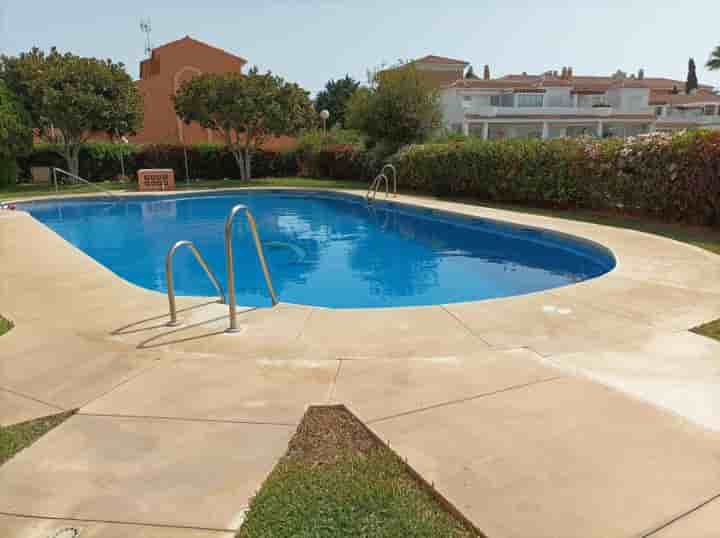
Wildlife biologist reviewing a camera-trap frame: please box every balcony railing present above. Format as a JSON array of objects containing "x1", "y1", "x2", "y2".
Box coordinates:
[
  {"x1": 659, "y1": 109, "x2": 720, "y2": 124},
  {"x1": 465, "y1": 105, "x2": 653, "y2": 118}
]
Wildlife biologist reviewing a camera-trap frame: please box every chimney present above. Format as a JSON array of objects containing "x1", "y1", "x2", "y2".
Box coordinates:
[
  {"x1": 561, "y1": 66, "x2": 568, "y2": 79},
  {"x1": 567, "y1": 66, "x2": 573, "y2": 78},
  {"x1": 637, "y1": 68, "x2": 645, "y2": 80},
  {"x1": 483, "y1": 64, "x2": 490, "y2": 80}
]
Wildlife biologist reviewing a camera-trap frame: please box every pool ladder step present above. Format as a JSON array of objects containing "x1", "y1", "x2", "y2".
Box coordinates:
[
  {"x1": 366, "y1": 164, "x2": 397, "y2": 202},
  {"x1": 165, "y1": 204, "x2": 278, "y2": 333}
]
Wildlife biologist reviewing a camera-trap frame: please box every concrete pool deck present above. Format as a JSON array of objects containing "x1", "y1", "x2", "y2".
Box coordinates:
[{"x1": 1, "y1": 189, "x2": 720, "y2": 537}]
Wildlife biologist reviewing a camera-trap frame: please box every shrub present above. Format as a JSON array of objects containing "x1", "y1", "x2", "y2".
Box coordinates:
[
  {"x1": 0, "y1": 158, "x2": 18, "y2": 187},
  {"x1": 394, "y1": 131, "x2": 720, "y2": 225},
  {"x1": 16, "y1": 143, "x2": 299, "y2": 182},
  {"x1": 297, "y1": 129, "x2": 375, "y2": 180}
]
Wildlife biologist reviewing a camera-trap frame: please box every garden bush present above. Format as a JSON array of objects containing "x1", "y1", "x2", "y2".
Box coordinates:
[
  {"x1": 0, "y1": 158, "x2": 18, "y2": 187},
  {"x1": 17, "y1": 143, "x2": 299, "y2": 182},
  {"x1": 393, "y1": 131, "x2": 720, "y2": 225}
]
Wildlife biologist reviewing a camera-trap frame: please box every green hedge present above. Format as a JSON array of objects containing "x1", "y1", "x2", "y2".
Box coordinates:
[
  {"x1": 0, "y1": 158, "x2": 18, "y2": 187},
  {"x1": 393, "y1": 131, "x2": 720, "y2": 225},
  {"x1": 17, "y1": 143, "x2": 299, "y2": 181}
]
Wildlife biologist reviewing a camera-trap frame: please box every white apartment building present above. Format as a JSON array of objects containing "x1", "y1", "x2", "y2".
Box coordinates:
[{"x1": 418, "y1": 59, "x2": 720, "y2": 140}]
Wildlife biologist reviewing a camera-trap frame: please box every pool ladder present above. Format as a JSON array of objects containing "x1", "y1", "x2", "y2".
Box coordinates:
[
  {"x1": 165, "y1": 204, "x2": 278, "y2": 332},
  {"x1": 366, "y1": 164, "x2": 397, "y2": 202}
]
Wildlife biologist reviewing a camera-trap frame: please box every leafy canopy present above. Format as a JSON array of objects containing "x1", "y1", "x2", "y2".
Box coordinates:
[
  {"x1": 0, "y1": 80, "x2": 32, "y2": 159},
  {"x1": 0, "y1": 47, "x2": 143, "y2": 175},
  {"x1": 314, "y1": 75, "x2": 360, "y2": 128},
  {"x1": 174, "y1": 68, "x2": 315, "y2": 179},
  {"x1": 686, "y1": 57, "x2": 699, "y2": 93},
  {"x1": 707, "y1": 45, "x2": 720, "y2": 71},
  {"x1": 345, "y1": 63, "x2": 441, "y2": 149}
]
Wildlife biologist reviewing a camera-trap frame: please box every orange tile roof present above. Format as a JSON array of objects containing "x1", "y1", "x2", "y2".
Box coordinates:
[
  {"x1": 151, "y1": 35, "x2": 247, "y2": 63},
  {"x1": 649, "y1": 91, "x2": 720, "y2": 106},
  {"x1": 415, "y1": 55, "x2": 469, "y2": 66}
]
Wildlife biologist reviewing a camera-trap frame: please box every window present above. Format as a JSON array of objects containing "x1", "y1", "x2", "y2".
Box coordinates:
[
  {"x1": 517, "y1": 94, "x2": 543, "y2": 107},
  {"x1": 490, "y1": 94, "x2": 514, "y2": 107},
  {"x1": 655, "y1": 106, "x2": 664, "y2": 117},
  {"x1": 461, "y1": 95, "x2": 473, "y2": 109},
  {"x1": 591, "y1": 94, "x2": 608, "y2": 107},
  {"x1": 451, "y1": 123, "x2": 462, "y2": 134},
  {"x1": 703, "y1": 105, "x2": 716, "y2": 116}
]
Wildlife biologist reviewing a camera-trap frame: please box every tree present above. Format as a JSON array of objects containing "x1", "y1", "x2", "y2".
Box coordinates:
[
  {"x1": 464, "y1": 66, "x2": 479, "y2": 79},
  {"x1": 314, "y1": 75, "x2": 360, "y2": 128},
  {"x1": 345, "y1": 63, "x2": 441, "y2": 148},
  {"x1": 0, "y1": 81, "x2": 31, "y2": 187},
  {"x1": 0, "y1": 80, "x2": 32, "y2": 159},
  {"x1": 707, "y1": 45, "x2": 720, "y2": 71},
  {"x1": 0, "y1": 48, "x2": 143, "y2": 177},
  {"x1": 686, "y1": 58, "x2": 699, "y2": 94},
  {"x1": 174, "y1": 68, "x2": 315, "y2": 180}
]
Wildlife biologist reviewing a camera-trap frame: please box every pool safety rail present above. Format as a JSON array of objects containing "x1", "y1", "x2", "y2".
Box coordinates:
[
  {"x1": 225, "y1": 204, "x2": 279, "y2": 332},
  {"x1": 52, "y1": 168, "x2": 118, "y2": 199},
  {"x1": 164, "y1": 205, "x2": 279, "y2": 331},
  {"x1": 165, "y1": 240, "x2": 226, "y2": 326},
  {"x1": 366, "y1": 164, "x2": 397, "y2": 202}
]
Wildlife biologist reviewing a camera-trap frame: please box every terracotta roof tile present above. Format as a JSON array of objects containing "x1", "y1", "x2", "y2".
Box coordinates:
[
  {"x1": 650, "y1": 91, "x2": 720, "y2": 106},
  {"x1": 151, "y1": 36, "x2": 247, "y2": 63},
  {"x1": 415, "y1": 55, "x2": 469, "y2": 66}
]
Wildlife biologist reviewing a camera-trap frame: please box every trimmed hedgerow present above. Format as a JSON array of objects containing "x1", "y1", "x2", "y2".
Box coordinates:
[
  {"x1": 392, "y1": 131, "x2": 720, "y2": 225},
  {"x1": 16, "y1": 143, "x2": 299, "y2": 182}
]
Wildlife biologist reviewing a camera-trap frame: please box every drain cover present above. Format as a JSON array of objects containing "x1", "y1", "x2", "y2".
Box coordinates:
[{"x1": 48, "y1": 529, "x2": 80, "y2": 538}]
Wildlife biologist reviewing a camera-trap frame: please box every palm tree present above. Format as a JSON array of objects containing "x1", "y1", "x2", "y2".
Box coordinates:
[{"x1": 707, "y1": 45, "x2": 720, "y2": 71}]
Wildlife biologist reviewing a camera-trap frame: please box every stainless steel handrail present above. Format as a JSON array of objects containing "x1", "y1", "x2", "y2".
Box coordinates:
[
  {"x1": 52, "y1": 167, "x2": 118, "y2": 199},
  {"x1": 166, "y1": 240, "x2": 225, "y2": 326},
  {"x1": 381, "y1": 164, "x2": 397, "y2": 196},
  {"x1": 225, "y1": 204, "x2": 279, "y2": 333},
  {"x1": 366, "y1": 173, "x2": 389, "y2": 202}
]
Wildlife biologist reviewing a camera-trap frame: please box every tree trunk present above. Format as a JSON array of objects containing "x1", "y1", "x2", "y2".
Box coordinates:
[
  {"x1": 232, "y1": 149, "x2": 247, "y2": 181},
  {"x1": 60, "y1": 145, "x2": 81, "y2": 178},
  {"x1": 244, "y1": 147, "x2": 252, "y2": 181}
]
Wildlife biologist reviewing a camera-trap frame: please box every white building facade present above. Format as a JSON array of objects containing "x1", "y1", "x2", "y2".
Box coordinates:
[{"x1": 435, "y1": 69, "x2": 720, "y2": 140}]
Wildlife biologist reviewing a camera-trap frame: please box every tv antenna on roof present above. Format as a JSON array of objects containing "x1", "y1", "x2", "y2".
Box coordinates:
[{"x1": 140, "y1": 18, "x2": 152, "y2": 57}]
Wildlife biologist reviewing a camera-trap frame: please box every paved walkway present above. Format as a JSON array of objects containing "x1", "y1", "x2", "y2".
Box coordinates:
[{"x1": 1, "y1": 191, "x2": 720, "y2": 537}]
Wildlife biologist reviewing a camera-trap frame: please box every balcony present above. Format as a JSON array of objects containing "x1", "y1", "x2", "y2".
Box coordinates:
[
  {"x1": 464, "y1": 105, "x2": 653, "y2": 119},
  {"x1": 659, "y1": 109, "x2": 720, "y2": 125}
]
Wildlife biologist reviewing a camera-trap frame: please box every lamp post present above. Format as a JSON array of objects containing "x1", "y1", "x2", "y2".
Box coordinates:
[
  {"x1": 320, "y1": 109, "x2": 330, "y2": 136},
  {"x1": 117, "y1": 132, "x2": 129, "y2": 181}
]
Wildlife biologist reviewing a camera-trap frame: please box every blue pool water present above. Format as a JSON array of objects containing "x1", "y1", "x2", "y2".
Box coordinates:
[{"x1": 19, "y1": 191, "x2": 615, "y2": 308}]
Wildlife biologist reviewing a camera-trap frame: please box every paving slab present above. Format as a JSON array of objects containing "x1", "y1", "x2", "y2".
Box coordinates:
[
  {"x1": 548, "y1": 331, "x2": 720, "y2": 432},
  {"x1": 444, "y1": 290, "x2": 654, "y2": 356},
  {"x1": 300, "y1": 305, "x2": 488, "y2": 358},
  {"x1": 552, "y1": 275, "x2": 720, "y2": 331},
  {"x1": 0, "y1": 514, "x2": 234, "y2": 538},
  {"x1": 110, "y1": 303, "x2": 321, "y2": 360},
  {"x1": 0, "y1": 415, "x2": 293, "y2": 531},
  {"x1": 370, "y1": 376, "x2": 720, "y2": 538},
  {"x1": 83, "y1": 357, "x2": 339, "y2": 424},
  {"x1": 0, "y1": 389, "x2": 61, "y2": 427},
  {"x1": 0, "y1": 339, "x2": 158, "y2": 410},
  {"x1": 649, "y1": 496, "x2": 720, "y2": 537},
  {"x1": 333, "y1": 349, "x2": 561, "y2": 422}
]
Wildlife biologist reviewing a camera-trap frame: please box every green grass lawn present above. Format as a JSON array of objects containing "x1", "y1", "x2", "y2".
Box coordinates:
[
  {"x1": 238, "y1": 406, "x2": 481, "y2": 538},
  {"x1": 0, "y1": 411, "x2": 74, "y2": 466}
]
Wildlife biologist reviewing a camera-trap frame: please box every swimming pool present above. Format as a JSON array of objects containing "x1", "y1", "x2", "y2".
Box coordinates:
[{"x1": 19, "y1": 190, "x2": 615, "y2": 308}]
